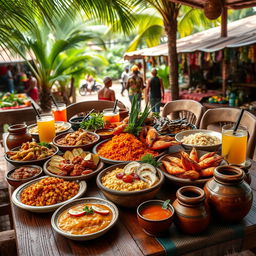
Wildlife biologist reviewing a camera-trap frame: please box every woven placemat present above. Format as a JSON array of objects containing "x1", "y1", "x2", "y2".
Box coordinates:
[{"x1": 156, "y1": 220, "x2": 244, "y2": 256}]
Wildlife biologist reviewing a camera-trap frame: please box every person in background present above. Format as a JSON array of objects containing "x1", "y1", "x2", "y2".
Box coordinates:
[
  {"x1": 98, "y1": 76, "x2": 115, "y2": 102},
  {"x1": 25, "y1": 72, "x2": 39, "y2": 102},
  {"x1": 121, "y1": 67, "x2": 129, "y2": 96},
  {"x1": 7, "y1": 65, "x2": 14, "y2": 93},
  {"x1": 86, "y1": 74, "x2": 95, "y2": 93},
  {"x1": 126, "y1": 65, "x2": 144, "y2": 107},
  {"x1": 146, "y1": 68, "x2": 164, "y2": 113}
]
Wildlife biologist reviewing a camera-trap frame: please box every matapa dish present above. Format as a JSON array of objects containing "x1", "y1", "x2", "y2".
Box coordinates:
[{"x1": 51, "y1": 197, "x2": 119, "y2": 241}]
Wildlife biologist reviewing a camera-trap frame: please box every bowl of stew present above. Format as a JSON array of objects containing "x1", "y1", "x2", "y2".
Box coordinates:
[
  {"x1": 6, "y1": 165, "x2": 43, "y2": 188},
  {"x1": 137, "y1": 199, "x2": 175, "y2": 236}
]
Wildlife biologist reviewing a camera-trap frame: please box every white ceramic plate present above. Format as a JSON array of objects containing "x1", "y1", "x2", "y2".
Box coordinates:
[
  {"x1": 12, "y1": 176, "x2": 87, "y2": 213},
  {"x1": 51, "y1": 197, "x2": 119, "y2": 241}
]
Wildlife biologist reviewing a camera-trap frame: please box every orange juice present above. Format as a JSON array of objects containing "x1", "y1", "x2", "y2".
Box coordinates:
[
  {"x1": 37, "y1": 115, "x2": 56, "y2": 142},
  {"x1": 222, "y1": 125, "x2": 247, "y2": 165},
  {"x1": 103, "y1": 109, "x2": 120, "y2": 124},
  {"x1": 52, "y1": 103, "x2": 67, "y2": 122}
]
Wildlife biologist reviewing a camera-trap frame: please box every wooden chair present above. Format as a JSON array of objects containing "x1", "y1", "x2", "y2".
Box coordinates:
[
  {"x1": 200, "y1": 108, "x2": 256, "y2": 159},
  {"x1": 67, "y1": 100, "x2": 126, "y2": 120},
  {"x1": 162, "y1": 100, "x2": 205, "y2": 127}
]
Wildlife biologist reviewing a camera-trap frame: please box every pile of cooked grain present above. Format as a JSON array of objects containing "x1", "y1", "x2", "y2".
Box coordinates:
[
  {"x1": 181, "y1": 132, "x2": 221, "y2": 146},
  {"x1": 101, "y1": 168, "x2": 150, "y2": 192}
]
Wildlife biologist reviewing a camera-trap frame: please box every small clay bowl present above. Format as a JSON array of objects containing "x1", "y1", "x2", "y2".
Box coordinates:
[
  {"x1": 137, "y1": 200, "x2": 175, "y2": 236},
  {"x1": 95, "y1": 128, "x2": 114, "y2": 140},
  {"x1": 6, "y1": 165, "x2": 43, "y2": 188},
  {"x1": 69, "y1": 116, "x2": 84, "y2": 131}
]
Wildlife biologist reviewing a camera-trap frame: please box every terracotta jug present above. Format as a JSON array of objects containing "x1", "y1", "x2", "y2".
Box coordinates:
[
  {"x1": 204, "y1": 165, "x2": 253, "y2": 223},
  {"x1": 7, "y1": 124, "x2": 32, "y2": 150},
  {"x1": 172, "y1": 186, "x2": 211, "y2": 234}
]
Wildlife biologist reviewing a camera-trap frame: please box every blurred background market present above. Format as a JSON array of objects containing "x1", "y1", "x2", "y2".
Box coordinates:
[{"x1": 0, "y1": 2, "x2": 256, "y2": 115}]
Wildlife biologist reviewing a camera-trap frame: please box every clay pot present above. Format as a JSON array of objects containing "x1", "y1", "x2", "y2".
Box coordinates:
[
  {"x1": 172, "y1": 186, "x2": 210, "y2": 234},
  {"x1": 7, "y1": 124, "x2": 32, "y2": 150},
  {"x1": 204, "y1": 165, "x2": 253, "y2": 223},
  {"x1": 204, "y1": 0, "x2": 222, "y2": 20},
  {"x1": 230, "y1": 160, "x2": 252, "y2": 185}
]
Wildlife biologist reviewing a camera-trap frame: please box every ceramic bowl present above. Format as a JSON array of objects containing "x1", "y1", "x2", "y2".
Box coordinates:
[
  {"x1": 158, "y1": 150, "x2": 227, "y2": 187},
  {"x1": 137, "y1": 199, "x2": 175, "y2": 236},
  {"x1": 175, "y1": 129, "x2": 222, "y2": 152},
  {"x1": 69, "y1": 116, "x2": 84, "y2": 131},
  {"x1": 95, "y1": 129, "x2": 114, "y2": 140},
  {"x1": 6, "y1": 165, "x2": 43, "y2": 188},
  {"x1": 53, "y1": 131, "x2": 100, "y2": 152},
  {"x1": 43, "y1": 157, "x2": 104, "y2": 181},
  {"x1": 11, "y1": 176, "x2": 87, "y2": 213},
  {"x1": 51, "y1": 197, "x2": 119, "y2": 241},
  {"x1": 96, "y1": 163, "x2": 164, "y2": 208},
  {"x1": 28, "y1": 122, "x2": 71, "y2": 141},
  {"x1": 5, "y1": 144, "x2": 59, "y2": 167}
]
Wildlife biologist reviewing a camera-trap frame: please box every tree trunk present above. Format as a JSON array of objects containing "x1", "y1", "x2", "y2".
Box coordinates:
[
  {"x1": 70, "y1": 77, "x2": 76, "y2": 103},
  {"x1": 40, "y1": 85, "x2": 52, "y2": 112},
  {"x1": 164, "y1": 4, "x2": 180, "y2": 101}
]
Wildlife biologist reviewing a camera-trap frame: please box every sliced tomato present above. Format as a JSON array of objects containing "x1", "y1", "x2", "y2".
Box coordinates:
[
  {"x1": 91, "y1": 205, "x2": 109, "y2": 215},
  {"x1": 122, "y1": 174, "x2": 134, "y2": 183},
  {"x1": 68, "y1": 209, "x2": 85, "y2": 217}
]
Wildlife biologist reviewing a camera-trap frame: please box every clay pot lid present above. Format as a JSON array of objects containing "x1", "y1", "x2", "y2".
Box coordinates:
[
  {"x1": 214, "y1": 165, "x2": 244, "y2": 184},
  {"x1": 177, "y1": 186, "x2": 205, "y2": 205},
  {"x1": 8, "y1": 124, "x2": 27, "y2": 133}
]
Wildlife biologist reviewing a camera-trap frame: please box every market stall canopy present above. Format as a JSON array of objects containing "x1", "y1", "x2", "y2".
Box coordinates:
[
  {"x1": 124, "y1": 15, "x2": 256, "y2": 60},
  {"x1": 168, "y1": 0, "x2": 256, "y2": 9},
  {"x1": 0, "y1": 48, "x2": 31, "y2": 64}
]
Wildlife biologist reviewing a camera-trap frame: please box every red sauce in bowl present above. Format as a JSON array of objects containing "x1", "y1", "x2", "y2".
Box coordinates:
[{"x1": 141, "y1": 205, "x2": 172, "y2": 221}]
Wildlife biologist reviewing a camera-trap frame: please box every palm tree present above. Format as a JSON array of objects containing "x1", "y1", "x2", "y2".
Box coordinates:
[
  {"x1": 0, "y1": 0, "x2": 135, "y2": 110},
  {"x1": 3, "y1": 11, "x2": 108, "y2": 110},
  {"x1": 130, "y1": 1, "x2": 219, "y2": 100},
  {"x1": 126, "y1": 6, "x2": 218, "y2": 52}
]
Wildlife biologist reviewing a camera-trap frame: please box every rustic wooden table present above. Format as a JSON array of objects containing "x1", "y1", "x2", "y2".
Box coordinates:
[{"x1": 3, "y1": 135, "x2": 256, "y2": 256}]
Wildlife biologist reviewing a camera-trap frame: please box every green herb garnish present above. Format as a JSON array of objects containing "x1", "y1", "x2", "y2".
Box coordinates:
[
  {"x1": 83, "y1": 206, "x2": 94, "y2": 215},
  {"x1": 162, "y1": 199, "x2": 170, "y2": 209},
  {"x1": 80, "y1": 113, "x2": 104, "y2": 131},
  {"x1": 38, "y1": 142, "x2": 51, "y2": 148},
  {"x1": 124, "y1": 95, "x2": 151, "y2": 136},
  {"x1": 140, "y1": 154, "x2": 161, "y2": 168}
]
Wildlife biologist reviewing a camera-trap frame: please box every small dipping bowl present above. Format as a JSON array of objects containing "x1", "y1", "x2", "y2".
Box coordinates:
[
  {"x1": 6, "y1": 165, "x2": 43, "y2": 188},
  {"x1": 69, "y1": 116, "x2": 84, "y2": 131},
  {"x1": 95, "y1": 128, "x2": 114, "y2": 140},
  {"x1": 137, "y1": 200, "x2": 175, "y2": 236}
]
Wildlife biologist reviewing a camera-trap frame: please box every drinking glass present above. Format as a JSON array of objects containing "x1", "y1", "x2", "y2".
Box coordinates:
[
  {"x1": 52, "y1": 103, "x2": 67, "y2": 122},
  {"x1": 37, "y1": 115, "x2": 56, "y2": 143},
  {"x1": 102, "y1": 108, "x2": 120, "y2": 124},
  {"x1": 222, "y1": 124, "x2": 248, "y2": 165}
]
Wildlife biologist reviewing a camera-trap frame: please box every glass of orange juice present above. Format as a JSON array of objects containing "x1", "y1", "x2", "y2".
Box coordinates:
[
  {"x1": 222, "y1": 124, "x2": 248, "y2": 165},
  {"x1": 52, "y1": 103, "x2": 67, "y2": 122},
  {"x1": 37, "y1": 115, "x2": 56, "y2": 143},
  {"x1": 102, "y1": 108, "x2": 120, "y2": 124}
]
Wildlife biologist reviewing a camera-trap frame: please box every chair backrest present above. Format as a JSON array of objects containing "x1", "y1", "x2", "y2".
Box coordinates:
[
  {"x1": 67, "y1": 100, "x2": 126, "y2": 120},
  {"x1": 200, "y1": 108, "x2": 256, "y2": 159},
  {"x1": 162, "y1": 100, "x2": 205, "y2": 127}
]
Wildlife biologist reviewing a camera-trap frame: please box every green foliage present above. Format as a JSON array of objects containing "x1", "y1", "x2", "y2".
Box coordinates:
[
  {"x1": 125, "y1": 95, "x2": 151, "y2": 136},
  {"x1": 80, "y1": 113, "x2": 104, "y2": 131},
  {"x1": 162, "y1": 199, "x2": 170, "y2": 209},
  {"x1": 140, "y1": 154, "x2": 161, "y2": 167},
  {"x1": 157, "y1": 65, "x2": 169, "y2": 89},
  {"x1": 83, "y1": 205, "x2": 94, "y2": 215}
]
